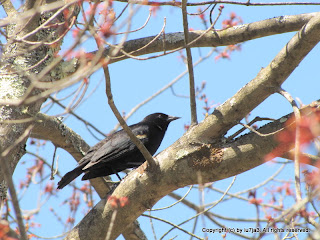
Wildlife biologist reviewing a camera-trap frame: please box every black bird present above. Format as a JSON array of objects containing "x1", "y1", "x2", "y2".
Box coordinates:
[{"x1": 57, "y1": 113, "x2": 179, "y2": 189}]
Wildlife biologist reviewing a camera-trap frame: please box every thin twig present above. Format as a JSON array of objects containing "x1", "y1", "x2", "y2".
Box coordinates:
[
  {"x1": 148, "y1": 210, "x2": 157, "y2": 240},
  {"x1": 151, "y1": 185, "x2": 193, "y2": 211},
  {"x1": 182, "y1": 0, "x2": 197, "y2": 125},
  {"x1": 283, "y1": 150, "x2": 320, "y2": 167},
  {"x1": 108, "y1": 17, "x2": 167, "y2": 61},
  {"x1": 141, "y1": 214, "x2": 203, "y2": 240},
  {"x1": 239, "y1": 122, "x2": 283, "y2": 137},
  {"x1": 105, "y1": 209, "x2": 118, "y2": 240},
  {"x1": 65, "y1": 80, "x2": 88, "y2": 114},
  {"x1": 114, "y1": 3, "x2": 129, "y2": 23},
  {"x1": 209, "y1": 3, "x2": 218, "y2": 26},
  {"x1": 188, "y1": 4, "x2": 212, "y2": 16},
  {"x1": 261, "y1": 189, "x2": 320, "y2": 238},
  {"x1": 50, "y1": 146, "x2": 58, "y2": 180},
  {"x1": 278, "y1": 88, "x2": 302, "y2": 202},
  {"x1": 115, "y1": 9, "x2": 152, "y2": 35},
  {"x1": 227, "y1": 117, "x2": 275, "y2": 141},
  {"x1": 161, "y1": 177, "x2": 236, "y2": 239},
  {"x1": 190, "y1": 217, "x2": 199, "y2": 240}
]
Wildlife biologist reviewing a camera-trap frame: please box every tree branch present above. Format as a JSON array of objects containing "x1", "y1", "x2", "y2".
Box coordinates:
[
  {"x1": 278, "y1": 88, "x2": 302, "y2": 202},
  {"x1": 92, "y1": 12, "x2": 319, "y2": 64},
  {"x1": 189, "y1": 12, "x2": 320, "y2": 143}
]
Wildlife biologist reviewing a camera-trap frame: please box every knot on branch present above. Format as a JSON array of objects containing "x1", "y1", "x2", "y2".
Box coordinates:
[{"x1": 187, "y1": 143, "x2": 223, "y2": 171}]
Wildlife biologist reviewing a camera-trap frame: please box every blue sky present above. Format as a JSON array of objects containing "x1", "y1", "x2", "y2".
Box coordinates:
[{"x1": 7, "y1": 1, "x2": 320, "y2": 239}]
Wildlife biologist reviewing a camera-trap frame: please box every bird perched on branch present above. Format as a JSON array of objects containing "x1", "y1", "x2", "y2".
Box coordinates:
[{"x1": 57, "y1": 113, "x2": 180, "y2": 189}]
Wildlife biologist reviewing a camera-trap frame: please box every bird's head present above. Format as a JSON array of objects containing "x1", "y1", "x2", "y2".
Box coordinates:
[{"x1": 143, "y1": 113, "x2": 180, "y2": 130}]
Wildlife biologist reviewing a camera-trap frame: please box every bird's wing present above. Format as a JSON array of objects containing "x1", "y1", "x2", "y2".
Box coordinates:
[
  {"x1": 77, "y1": 140, "x2": 105, "y2": 166},
  {"x1": 82, "y1": 124, "x2": 150, "y2": 170}
]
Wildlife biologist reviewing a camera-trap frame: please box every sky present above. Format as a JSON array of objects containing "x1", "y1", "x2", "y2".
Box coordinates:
[{"x1": 5, "y1": 1, "x2": 320, "y2": 239}]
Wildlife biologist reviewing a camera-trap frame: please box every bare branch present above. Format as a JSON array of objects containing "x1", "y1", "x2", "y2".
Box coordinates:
[
  {"x1": 227, "y1": 117, "x2": 276, "y2": 140},
  {"x1": 239, "y1": 122, "x2": 283, "y2": 137},
  {"x1": 141, "y1": 214, "x2": 203, "y2": 240},
  {"x1": 159, "y1": 176, "x2": 236, "y2": 240},
  {"x1": 49, "y1": 96, "x2": 107, "y2": 138},
  {"x1": 115, "y1": 9, "x2": 152, "y2": 35},
  {"x1": 182, "y1": 0, "x2": 197, "y2": 125},
  {"x1": 152, "y1": 185, "x2": 193, "y2": 211},
  {"x1": 30, "y1": 113, "x2": 112, "y2": 196},
  {"x1": 92, "y1": 12, "x2": 318, "y2": 64},
  {"x1": 283, "y1": 151, "x2": 320, "y2": 167},
  {"x1": 278, "y1": 88, "x2": 302, "y2": 202}
]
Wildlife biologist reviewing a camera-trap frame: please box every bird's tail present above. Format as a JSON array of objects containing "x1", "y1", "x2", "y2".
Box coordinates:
[{"x1": 57, "y1": 166, "x2": 83, "y2": 189}]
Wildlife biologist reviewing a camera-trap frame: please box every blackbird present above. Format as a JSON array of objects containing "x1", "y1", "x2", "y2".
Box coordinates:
[{"x1": 57, "y1": 113, "x2": 179, "y2": 189}]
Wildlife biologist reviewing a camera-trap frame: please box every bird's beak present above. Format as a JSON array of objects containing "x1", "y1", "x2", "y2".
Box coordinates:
[{"x1": 168, "y1": 115, "x2": 180, "y2": 122}]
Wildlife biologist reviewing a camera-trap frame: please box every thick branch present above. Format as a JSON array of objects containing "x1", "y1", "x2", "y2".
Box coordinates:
[
  {"x1": 91, "y1": 12, "x2": 318, "y2": 64},
  {"x1": 189, "y1": 12, "x2": 320, "y2": 142}
]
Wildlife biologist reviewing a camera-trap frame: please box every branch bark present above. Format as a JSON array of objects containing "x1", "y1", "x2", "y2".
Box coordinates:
[{"x1": 93, "y1": 12, "x2": 318, "y2": 64}]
